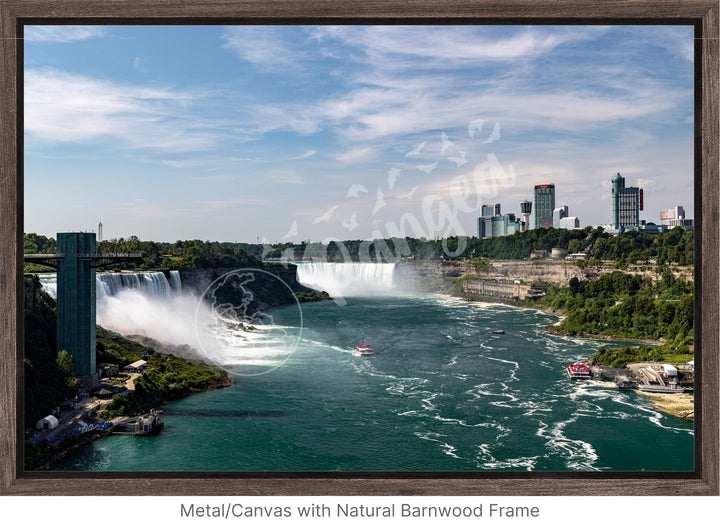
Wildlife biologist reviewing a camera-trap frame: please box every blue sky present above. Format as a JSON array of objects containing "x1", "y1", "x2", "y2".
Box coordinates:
[{"x1": 24, "y1": 25, "x2": 694, "y2": 244}]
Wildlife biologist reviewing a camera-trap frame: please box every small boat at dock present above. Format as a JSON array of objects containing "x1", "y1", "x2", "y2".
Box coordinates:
[
  {"x1": 135, "y1": 409, "x2": 164, "y2": 436},
  {"x1": 637, "y1": 383, "x2": 689, "y2": 394}
]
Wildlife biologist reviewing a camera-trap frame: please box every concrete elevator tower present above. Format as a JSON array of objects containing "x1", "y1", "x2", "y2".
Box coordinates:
[
  {"x1": 56, "y1": 232, "x2": 98, "y2": 380},
  {"x1": 25, "y1": 232, "x2": 141, "y2": 387}
]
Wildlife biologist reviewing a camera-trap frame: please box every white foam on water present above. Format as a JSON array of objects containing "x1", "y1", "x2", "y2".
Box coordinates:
[
  {"x1": 536, "y1": 417, "x2": 601, "y2": 472},
  {"x1": 95, "y1": 271, "x2": 299, "y2": 373}
]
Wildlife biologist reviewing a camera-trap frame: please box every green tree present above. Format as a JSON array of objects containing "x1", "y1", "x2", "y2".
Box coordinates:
[{"x1": 56, "y1": 349, "x2": 78, "y2": 389}]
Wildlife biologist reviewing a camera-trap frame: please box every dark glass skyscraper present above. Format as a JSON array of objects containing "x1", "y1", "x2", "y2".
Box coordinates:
[
  {"x1": 611, "y1": 172, "x2": 642, "y2": 229},
  {"x1": 534, "y1": 184, "x2": 555, "y2": 229}
]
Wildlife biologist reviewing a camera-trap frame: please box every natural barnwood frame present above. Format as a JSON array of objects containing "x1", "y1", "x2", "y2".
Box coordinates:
[{"x1": 0, "y1": 0, "x2": 717, "y2": 496}]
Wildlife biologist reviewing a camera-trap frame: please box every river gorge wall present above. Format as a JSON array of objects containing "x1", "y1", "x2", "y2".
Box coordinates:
[{"x1": 395, "y1": 259, "x2": 693, "y2": 296}]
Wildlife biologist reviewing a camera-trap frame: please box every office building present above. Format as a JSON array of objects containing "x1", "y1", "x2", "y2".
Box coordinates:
[
  {"x1": 477, "y1": 216, "x2": 493, "y2": 238},
  {"x1": 478, "y1": 206, "x2": 522, "y2": 238},
  {"x1": 534, "y1": 184, "x2": 555, "y2": 229},
  {"x1": 558, "y1": 216, "x2": 580, "y2": 229},
  {"x1": 491, "y1": 213, "x2": 522, "y2": 237},
  {"x1": 552, "y1": 205, "x2": 580, "y2": 229},
  {"x1": 660, "y1": 206, "x2": 693, "y2": 228},
  {"x1": 478, "y1": 204, "x2": 502, "y2": 238},
  {"x1": 553, "y1": 206, "x2": 568, "y2": 227},
  {"x1": 611, "y1": 172, "x2": 643, "y2": 229}
]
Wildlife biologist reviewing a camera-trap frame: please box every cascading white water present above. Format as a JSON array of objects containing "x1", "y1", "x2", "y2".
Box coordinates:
[
  {"x1": 94, "y1": 271, "x2": 206, "y2": 350},
  {"x1": 96, "y1": 271, "x2": 179, "y2": 299},
  {"x1": 39, "y1": 269, "x2": 301, "y2": 374},
  {"x1": 295, "y1": 262, "x2": 397, "y2": 298}
]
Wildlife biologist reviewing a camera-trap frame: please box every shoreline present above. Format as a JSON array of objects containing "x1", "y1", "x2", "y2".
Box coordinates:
[
  {"x1": 456, "y1": 291, "x2": 662, "y2": 345},
  {"x1": 26, "y1": 367, "x2": 234, "y2": 471},
  {"x1": 455, "y1": 291, "x2": 693, "y2": 422}
]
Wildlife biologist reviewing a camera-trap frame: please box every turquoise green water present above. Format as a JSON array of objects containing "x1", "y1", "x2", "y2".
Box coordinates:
[{"x1": 56, "y1": 294, "x2": 693, "y2": 472}]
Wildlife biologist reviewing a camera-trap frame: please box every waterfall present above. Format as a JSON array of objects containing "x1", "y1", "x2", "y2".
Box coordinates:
[
  {"x1": 96, "y1": 271, "x2": 181, "y2": 300},
  {"x1": 93, "y1": 270, "x2": 208, "y2": 352},
  {"x1": 295, "y1": 262, "x2": 396, "y2": 298}
]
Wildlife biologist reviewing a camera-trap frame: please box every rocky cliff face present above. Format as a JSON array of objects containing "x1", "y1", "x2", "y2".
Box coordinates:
[
  {"x1": 481, "y1": 260, "x2": 692, "y2": 286},
  {"x1": 394, "y1": 259, "x2": 692, "y2": 293},
  {"x1": 394, "y1": 261, "x2": 477, "y2": 291},
  {"x1": 179, "y1": 263, "x2": 309, "y2": 314}
]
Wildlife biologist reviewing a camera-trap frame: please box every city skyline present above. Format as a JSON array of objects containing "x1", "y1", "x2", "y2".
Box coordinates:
[{"x1": 24, "y1": 25, "x2": 694, "y2": 243}]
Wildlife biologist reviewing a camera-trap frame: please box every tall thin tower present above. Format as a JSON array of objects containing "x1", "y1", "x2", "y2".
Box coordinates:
[
  {"x1": 520, "y1": 200, "x2": 532, "y2": 232},
  {"x1": 98, "y1": 222, "x2": 103, "y2": 242}
]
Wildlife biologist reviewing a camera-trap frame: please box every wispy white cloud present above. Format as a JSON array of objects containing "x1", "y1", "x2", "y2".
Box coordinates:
[
  {"x1": 289, "y1": 150, "x2": 317, "y2": 160},
  {"x1": 25, "y1": 67, "x2": 217, "y2": 152},
  {"x1": 25, "y1": 26, "x2": 106, "y2": 43},
  {"x1": 310, "y1": 26, "x2": 610, "y2": 66},
  {"x1": 334, "y1": 146, "x2": 377, "y2": 164},
  {"x1": 220, "y1": 26, "x2": 308, "y2": 70}
]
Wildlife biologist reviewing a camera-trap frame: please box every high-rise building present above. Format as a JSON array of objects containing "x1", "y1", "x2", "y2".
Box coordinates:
[
  {"x1": 491, "y1": 214, "x2": 521, "y2": 237},
  {"x1": 534, "y1": 184, "x2": 555, "y2": 229},
  {"x1": 478, "y1": 205, "x2": 522, "y2": 238},
  {"x1": 477, "y1": 216, "x2": 493, "y2": 238},
  {"x1": 478, "y1": 204, "x2": 502, "y2": 238},
  {"x1": 611, "y1": 173, "x2": 643, "y2": 229},
  {"x1": 98, "y1": 221, "x2": 103, "y2": 242},
  {"x1": 481, "y1": 203, "x2": 500, "y2": 218}
]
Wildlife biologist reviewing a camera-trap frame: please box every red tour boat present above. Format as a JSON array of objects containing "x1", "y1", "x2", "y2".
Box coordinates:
[
  {"x1": 567, "y1": 362, "x2": 591, "y2": 380},
  {"x1": 356, "y1": 344, "x2": 374, "y2": 356}
]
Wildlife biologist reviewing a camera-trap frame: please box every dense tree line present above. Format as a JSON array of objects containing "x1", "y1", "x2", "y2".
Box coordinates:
[
  {"x1": 259, "y1": 226, "x2": 693, "y2": 266},
  {"x1": 101, "y1": 237, "x2": 261, "y2": 270},
  {"x1": 537, "y1": 270, "x2": 693, "y2": 343},
  {"x1": 24, "y1": 225, "x2": 693, "y2": 270}
]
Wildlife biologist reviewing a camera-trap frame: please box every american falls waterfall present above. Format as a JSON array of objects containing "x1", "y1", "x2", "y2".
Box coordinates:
[
  {"x1": 95, "y1": 271, "x2": 204, "y2": 352},
  {"x1": 96, "y1": 271, "x2": 181, "y2": 299},
  {"x1": 294, "y1": 262, "x2": 397, "y2": 298},
  {"x1": 39, "y1": 269, "x2": 304, "y2": 374}
]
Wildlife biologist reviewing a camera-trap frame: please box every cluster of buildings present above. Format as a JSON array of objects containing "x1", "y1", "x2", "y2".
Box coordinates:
[
  {"x1": 477, "y1": 172, "x2": 693, "y2": 239},
  {"x1": 477, "y1": 183, "x2": 580, "y2": 239}
]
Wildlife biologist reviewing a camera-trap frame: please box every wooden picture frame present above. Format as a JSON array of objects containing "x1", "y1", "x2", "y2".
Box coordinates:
[{"x1": 1, "y1": 0, "x2": 717, "y2": 496}]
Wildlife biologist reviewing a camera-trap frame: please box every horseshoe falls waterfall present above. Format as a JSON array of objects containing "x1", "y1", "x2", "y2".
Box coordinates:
[
  {"x1": 48, "y1": 264, "x2": 693, "y2": 473},
  {"x1": 295, "y1": 261, "x2": 397, "y2": 298}
]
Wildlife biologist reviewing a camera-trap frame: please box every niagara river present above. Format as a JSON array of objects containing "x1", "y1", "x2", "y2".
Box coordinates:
[{"x1": 48, "y1": 264, "x2": 693, "y2": 472}]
